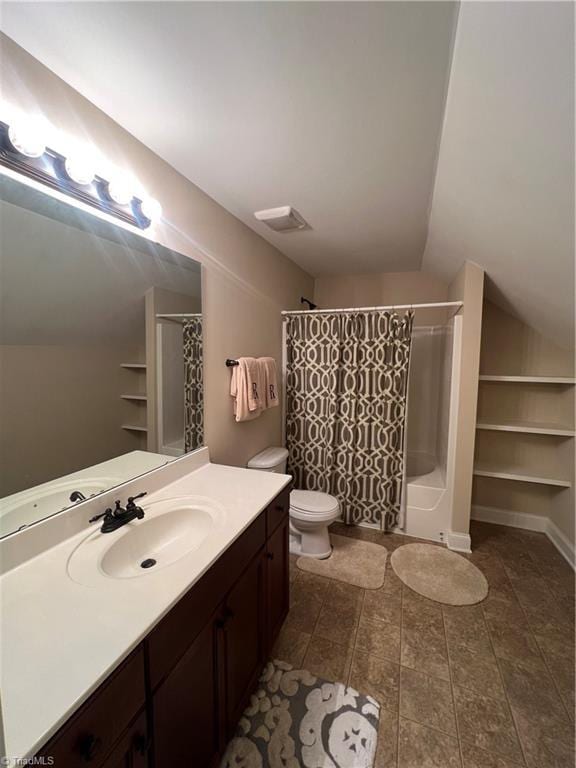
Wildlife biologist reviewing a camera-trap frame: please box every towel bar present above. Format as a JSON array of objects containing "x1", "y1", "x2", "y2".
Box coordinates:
[{"x1": 226, "y1": 359, "x2": 239, "y2": 367}]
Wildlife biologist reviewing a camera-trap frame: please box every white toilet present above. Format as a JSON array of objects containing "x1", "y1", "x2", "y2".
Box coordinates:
[{"x1": 247, "y1": 447, "x2": 340, "y2": 559}]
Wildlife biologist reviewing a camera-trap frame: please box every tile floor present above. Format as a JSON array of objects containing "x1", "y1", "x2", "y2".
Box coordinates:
[{"x1": 272, "y1": 521, "x2": 575, "y2": 768}]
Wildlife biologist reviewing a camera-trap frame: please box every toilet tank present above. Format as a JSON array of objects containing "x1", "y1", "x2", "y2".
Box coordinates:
[{"x1": 247, "y1": 446, "x2": 289, "y2": 473}]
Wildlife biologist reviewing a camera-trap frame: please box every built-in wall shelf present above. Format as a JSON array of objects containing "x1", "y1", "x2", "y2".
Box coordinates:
[
  {"x1": 473, "y1": 465, "x2": 571, "y2": 488},
  {"x1": 476, "y1": 419, "x2": 575, "y2": 437},
  {"x1": 121, "y1": 366, "x2": 148, "y2": 436},
  {"x1": 479, "y1": 375, "x2": 575, "y2": 385}
]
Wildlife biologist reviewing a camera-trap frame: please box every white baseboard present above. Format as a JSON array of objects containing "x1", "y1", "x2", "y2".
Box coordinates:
[
  {"x1": 472, "y1": 505, "x2": 575, "y2": 570},
  {"x1": 445, "y1": 532, "x2": 472, "y2": 553},
  {"x1": 353, "y1": 519, "x2": 470, "y2": 552},
  {"x1": 546, "y1": 518, "x2": 576, "y2": 569},
  {"x1": 337, "y1": 506, "x2": 574, "y2": 568},
  {"x1": 472, "y1": 505, "x2": 548, "y2": 532}
]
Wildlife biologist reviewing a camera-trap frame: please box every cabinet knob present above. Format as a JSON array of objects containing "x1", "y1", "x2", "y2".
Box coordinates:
[
  {"x1": 267, "y1": 552, "x2": 274, "y2": 560},
  {"x1": 79, "y1": 733, "x2": 102, "y2": 762}
]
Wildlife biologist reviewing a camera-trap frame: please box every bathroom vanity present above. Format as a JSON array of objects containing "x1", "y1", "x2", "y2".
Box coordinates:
[
  {"x1": 38, "y1": 486, "x2": 289, "y2": 767},
  {"x1": 0, "y1": 450, "x2": 291, "y2": 767}
]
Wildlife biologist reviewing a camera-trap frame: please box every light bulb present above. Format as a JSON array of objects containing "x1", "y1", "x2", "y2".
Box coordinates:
[
  {"x1": 64, "y1": 150, "x2": 97, "y2": 186},
  {"x1": 107, "y1": 176, "x2": 133, "y2": 206},
  {"x1": 7, "y1": 115, "x2": 48, "y2": 158},
  {"x1": 140, "y1": 197, "x2": 162, "y2": 221}
]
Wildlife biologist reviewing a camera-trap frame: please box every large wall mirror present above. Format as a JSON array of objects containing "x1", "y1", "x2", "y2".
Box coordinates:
[{"x1": 0, "y1": 175, "x2": 203, "y2": 538}]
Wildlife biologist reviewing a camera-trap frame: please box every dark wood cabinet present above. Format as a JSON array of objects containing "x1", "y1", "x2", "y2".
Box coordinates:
[
  {"x1": 266, "y1": 516, "x2": 290, "y2": 650},
  {"x1": 152, "y1": 616, "x2": 220, "y2": 768},
  {"x1": 36, "y1": 487, "x2": 290, "y2": 768},
  {"x1": 100, "y1": 712, "x2": 149, "y2": 768},
  {"x1": 223, "y1": 550, "x2": 266, "y2": 734}
]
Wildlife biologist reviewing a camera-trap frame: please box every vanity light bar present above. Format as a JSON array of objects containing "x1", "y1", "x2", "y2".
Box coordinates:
[{"x1": 0, "y1": 116, "x2": 162, "y2": 230}]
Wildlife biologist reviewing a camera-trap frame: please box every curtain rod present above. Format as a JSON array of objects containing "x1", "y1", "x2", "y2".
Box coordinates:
[
  {"x1": 281, "y1": 301, "x2": 463, "y2": 317},
  {"x1": 155, "y1": 313, "x2": 202, "y2": 324},
  {"x1": 155, "y1": 313, "x2": 202, "y2": 317}
]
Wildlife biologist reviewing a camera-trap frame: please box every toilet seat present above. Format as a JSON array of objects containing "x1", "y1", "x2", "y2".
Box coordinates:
[{"x1": 290, "y1": 490, "x2": 339, "y2": 521}]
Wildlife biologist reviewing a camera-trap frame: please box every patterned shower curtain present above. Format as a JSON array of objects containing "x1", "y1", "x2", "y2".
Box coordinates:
[
  {"x1": 285, "y1": 310, "x2": 413, "y2": 530},
  {"x1": 183, "y1": 316, "x2": 204, "y2": 452}
]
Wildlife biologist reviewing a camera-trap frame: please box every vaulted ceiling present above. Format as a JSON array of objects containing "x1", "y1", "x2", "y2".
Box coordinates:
[
  {"x1": 423, "y1": 1, "x2": 574, "y2": 348},
  {"x1": 1, "y1": 1, "x2": 573, "y2": 346}
]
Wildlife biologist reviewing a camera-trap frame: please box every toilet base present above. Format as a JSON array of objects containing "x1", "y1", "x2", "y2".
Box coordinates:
[{"x1": 289, "y1": 528, "x2": 332, "y2": 560}]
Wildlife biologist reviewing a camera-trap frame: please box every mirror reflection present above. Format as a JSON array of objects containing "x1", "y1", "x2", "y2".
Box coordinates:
[{"x1": 0, "y1": 176, "x2": 203, "y2": 538}]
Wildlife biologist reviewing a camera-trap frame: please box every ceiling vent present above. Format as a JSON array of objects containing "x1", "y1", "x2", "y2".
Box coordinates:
[{"x1": 254, "y1": 206, "x2": 307, "y2": 232}]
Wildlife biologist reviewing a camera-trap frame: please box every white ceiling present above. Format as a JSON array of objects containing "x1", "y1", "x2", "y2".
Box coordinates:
[
  {"x1": 0, "y1": 1, "x2": 458, "y2": 276},
  {"x1": 1, "y1": 1, "x2": 574, "y2": 346}
]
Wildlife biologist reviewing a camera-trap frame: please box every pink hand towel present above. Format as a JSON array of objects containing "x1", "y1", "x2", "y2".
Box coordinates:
[
  {"x1": 246, "y1": 357, "x2": 264, "y2": 413},
  {"x1": 230, "y1": 357, "x2": 262, "y2": 422},
  {"x1": 259, "y1": 357, "x2": 279, "y2": 408}
]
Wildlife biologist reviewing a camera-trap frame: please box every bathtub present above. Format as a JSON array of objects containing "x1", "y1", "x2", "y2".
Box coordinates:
[
  {"x1": 161, "y1": 436, "x2": 185, "y2": 457},
  {"x1": 406, "y1": 451, "x2": 437, "y2": 480},
  {"x1": 402, "y1": 450, "x2": 450, "y2": 542}
]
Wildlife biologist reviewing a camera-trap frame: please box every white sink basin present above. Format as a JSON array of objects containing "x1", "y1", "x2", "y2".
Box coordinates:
[
  {"x1": 0, "y1": 477, "x2": 122, "y2": 538},
  {"x1": 67, "y1": 496, "x2": 225, "y2": 586}
]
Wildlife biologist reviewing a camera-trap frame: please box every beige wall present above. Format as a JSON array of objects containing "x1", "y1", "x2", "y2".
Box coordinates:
[
  {"x1": 480, "y1": 301, "x2": 575, "y2": 378},
  {"x1": 0, "y1": 344, "x2": 144, "y2": 496},
  {"x1": 475, "y1": 300, "x2": 575, "y2": 545},
  {"x1": 1, "y1": 35, "x2": 313, "y2": 470},
  {"x1": 313, "y1": 271, "x2": 448, "y2": 325},
  {"x1": 447, "y1": 261, "x2": 485, "y2": 537}
]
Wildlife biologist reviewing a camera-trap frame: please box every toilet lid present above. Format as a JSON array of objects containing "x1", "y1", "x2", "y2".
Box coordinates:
[{"x1": 290, "y1": 490, "x2": 339, "y2": 515}]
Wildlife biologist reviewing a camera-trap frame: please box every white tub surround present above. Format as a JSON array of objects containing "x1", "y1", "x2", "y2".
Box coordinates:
[
  {"x1": 0, "y1": 447, "x2": 291, "y2": 761},
  {"x1": 395, "y1": 316, "x2": 464, "y2": 549}
]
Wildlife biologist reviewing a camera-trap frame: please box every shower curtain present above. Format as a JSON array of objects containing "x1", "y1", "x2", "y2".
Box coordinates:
[
  {"x1": 285, "y1": 310, "x2": 413, "y2": 530},
  {"x1": 183, "y1": 316, "x2": 204, "y2": 452}
]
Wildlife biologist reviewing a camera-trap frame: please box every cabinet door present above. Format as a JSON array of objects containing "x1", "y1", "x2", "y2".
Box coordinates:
[
  {"x1": 36, "y1": 649, "x2": 146, "y2": 768},
  {"x1": 100, "y1": 712, "x2": 149, "y2": 768},
  {"x1": 153, "y1": 616, "x2": 220, "y2": 768},
  {"x1": 223, "y1": 550, "x2": 266, "y2": 734},
  {"x1": 266, "y1": 516, "x2": 290, "y2": 651}
]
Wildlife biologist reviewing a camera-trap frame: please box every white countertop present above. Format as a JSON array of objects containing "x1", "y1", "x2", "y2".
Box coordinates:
[{"x1": 0, "y1": 457, "x2": 291, "y2": 760}]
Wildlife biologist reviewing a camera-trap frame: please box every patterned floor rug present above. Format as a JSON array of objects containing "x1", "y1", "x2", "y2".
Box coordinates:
[
  {"x1": 220, "y1": 659, "x2": 381, "y2": 768},
  {"x1": 296, "y1": 534, "x2": 388, "y2": 589}
]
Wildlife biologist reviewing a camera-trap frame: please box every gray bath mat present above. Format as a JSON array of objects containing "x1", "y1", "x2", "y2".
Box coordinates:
[
  {"x1": 297, "y1": 534, "x2": 388, "y2": 589},
  {"x1": 221, "y1": 659, "x2": 380, "y2": 768},
  {"x1": 391, "y1": 543, "x2": 488, "y2": 605}
]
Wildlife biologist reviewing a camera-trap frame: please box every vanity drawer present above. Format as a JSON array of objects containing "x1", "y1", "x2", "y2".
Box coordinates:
[
  {"x1": 37, "y1": 647, "x2": 145, "y2": 768},
  {"x1": 147, "y1": 511, "x2": 266, "y2": 690},
  {"x1": 266, "y1": 487, "x2": 291, "y2": 536}
]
